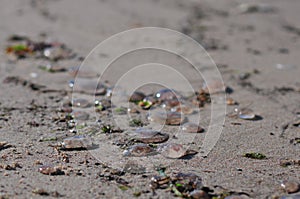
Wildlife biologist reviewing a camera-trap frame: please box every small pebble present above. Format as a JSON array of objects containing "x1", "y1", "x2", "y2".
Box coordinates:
[
  {"x1": 189, "y1": 190, "x2": 209, "y2": 199},
  {"x1": 227, "y1": 98, "x2": 238, "y2": 105},
  {"x1": 129, "y1": 91, "x2": 146, "y2": 102},
  {"x1": 281, "y1": 181, "x2": 300, "y2": 194},
  {"x1": 38, "y1": 165, "x2": 64, "y2": 175}
]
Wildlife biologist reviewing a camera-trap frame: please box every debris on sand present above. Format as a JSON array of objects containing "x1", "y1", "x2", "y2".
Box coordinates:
[
  {"x1": 38, "y1": 165, "x2": 65, "y2": 175},
  {"x1": 32, "y1": 188, "x2": 63, "y2": 197},
  {"x1": 38, "y1": 63, "x2": 66, "y2": 73},
  {"x1": 101, "y1": 125, "x2": 123, "y2": 134},
  {"x1": 150, "y1": 170, "x2": 213, "y2": 198},
  {"x1": 195, "y1": 89, "x2": 211, "y2": 108},
  {"x1": 129, "y1": 119, "x2": 144, "y2": 127},
  {"x1": 0, "y1": 142, "x2": 11, "y2": 150},
  {"x1": 279, "y1": 159, "x2": 300, "y2": 167},
  {"x1": 243, "y1": 152, "x2": 267, "y2": 159},
  {"x1": 138, "y1": 99, "x2": 153, "y2": 110},
  {"x1": 0, "y1": 162, "x2": 22, "y2": 170},
  {"x1": 292, "y1": 120, "x2": 300, "y2": 127},
  {"x1": 236, "y1": 3, "x2": 276, "y2": 14},
  {"x1": 5, "y1": 35, "x2": 74, "y2": 61},
  {"x1": 226, "y1": 98, "x2": 238, "y2": 105},
  {"x1": 3, "y1": 76, "x2": 46, "y2": 91}
]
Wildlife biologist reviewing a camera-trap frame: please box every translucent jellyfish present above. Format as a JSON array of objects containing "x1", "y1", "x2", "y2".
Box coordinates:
[
  {"x1": 131, "y1": 128, "x2": 169, "y2": 143},
  {"x1": 123, "y1": 144, "x2": 157, "y2": 157},
  {"x1": 62, "y1": 135, "x2": 94, "y2": 150}
]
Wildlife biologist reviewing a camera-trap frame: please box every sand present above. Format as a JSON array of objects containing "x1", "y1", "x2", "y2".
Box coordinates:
[{"x1": 0, "y1": 0, "x2": 299, "y2": 198}]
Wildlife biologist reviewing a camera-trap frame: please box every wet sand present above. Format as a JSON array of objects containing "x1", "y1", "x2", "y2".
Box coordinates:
[{"x1": 0, "y1": 0, "x2": 299, "y2": 198}]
